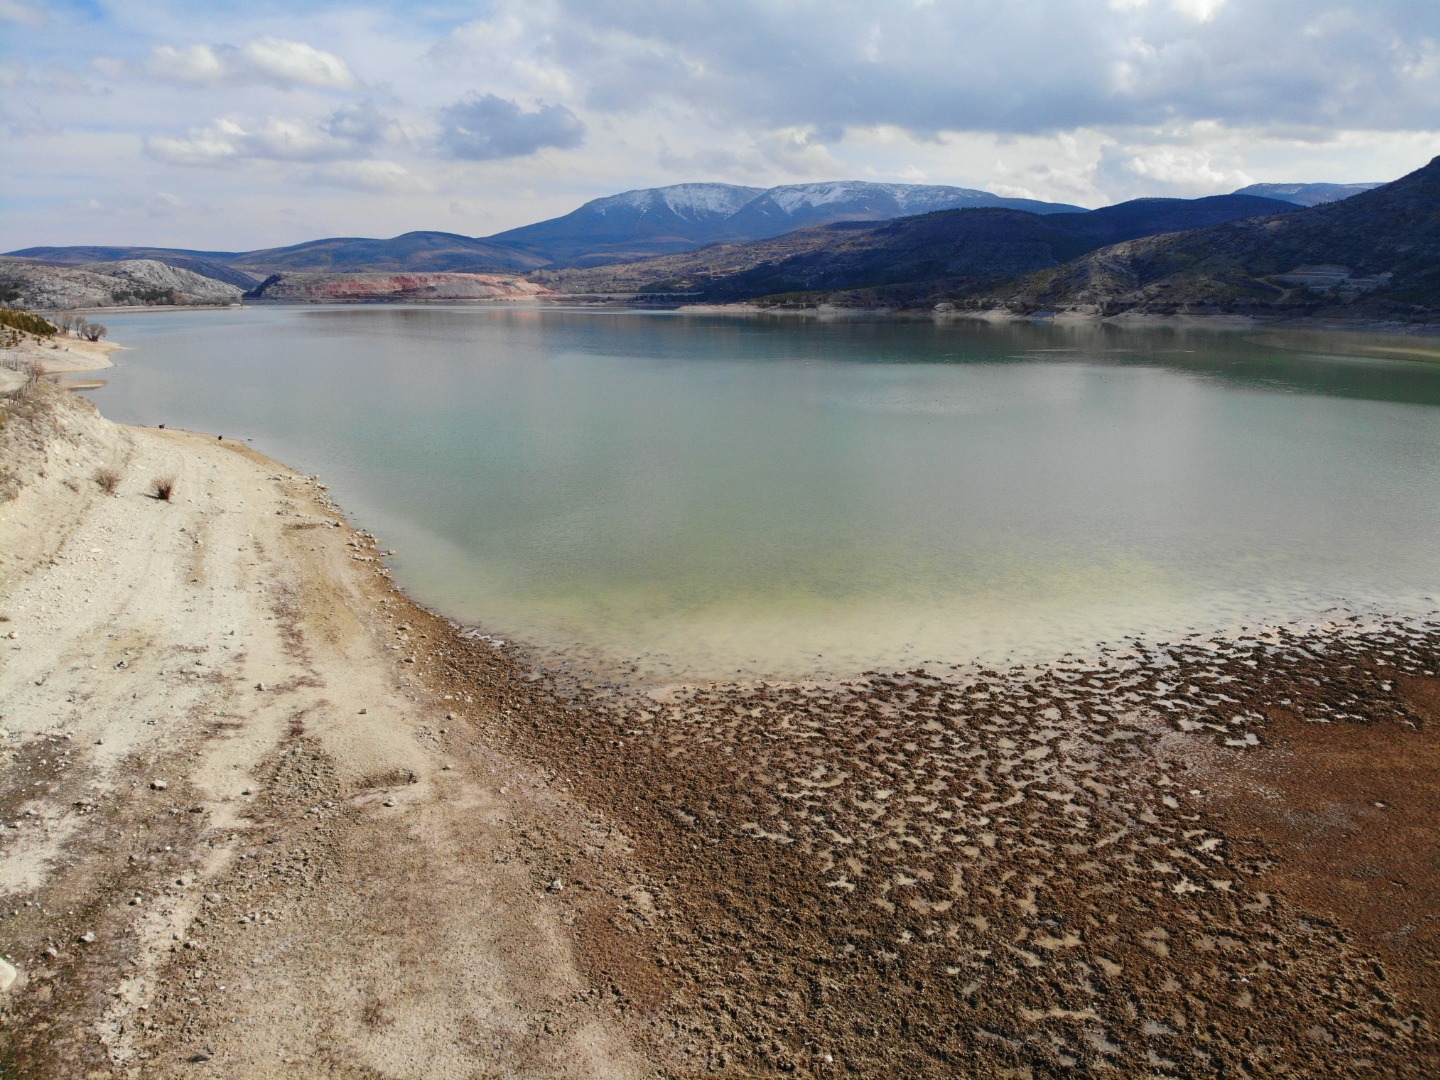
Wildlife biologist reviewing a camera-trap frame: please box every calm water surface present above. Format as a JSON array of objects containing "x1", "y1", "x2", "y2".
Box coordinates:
[{"x1": 89, "y1": 306, "x2": 1440, "y2": 681}]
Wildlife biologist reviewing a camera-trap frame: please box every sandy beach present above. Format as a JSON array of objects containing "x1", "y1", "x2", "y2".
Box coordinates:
[{"x1": 2, "y1": 357, "x2": 1437, "y2": 1075}]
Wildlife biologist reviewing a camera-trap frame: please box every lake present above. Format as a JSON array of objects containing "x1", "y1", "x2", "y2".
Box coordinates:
[{"x1": 88, "y1": 305, "x2": 1440, "y2": 683}]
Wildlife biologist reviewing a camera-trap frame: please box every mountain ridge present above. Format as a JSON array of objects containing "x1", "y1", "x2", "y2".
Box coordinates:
[
  {"x1": 536, "y1": 194, "x2": 1301, "y2": 303},
  {"x1": 959, "y1": 156, "x2": 1440, "y2": 320}
]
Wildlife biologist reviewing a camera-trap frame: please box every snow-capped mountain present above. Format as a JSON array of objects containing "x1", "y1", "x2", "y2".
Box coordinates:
[
  {"x1": 596, "y1": 183, "x2": 765, "y2": 222},
  {"x1": 1232, "y1": 182, "x2": 1381, "y2": 207},
  {"x1": 719, "y1": 181, "x2": 1082, "y2": 241},
  {"x1": 485, "y1": 181, "x2": 1084, "y2": 266}
]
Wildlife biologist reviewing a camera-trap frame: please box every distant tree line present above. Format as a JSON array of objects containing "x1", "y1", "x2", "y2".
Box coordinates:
[{"x1": 110, "y1": 285, "x2": 177, "y2": 306}]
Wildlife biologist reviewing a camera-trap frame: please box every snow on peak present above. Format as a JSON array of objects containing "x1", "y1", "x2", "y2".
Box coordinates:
[
  {"x1": 597, "y1": 184, "x2": 763, "y2": 220},
  {"x1": 762, "y1": 181, "x2": 991, "y2": 215}
]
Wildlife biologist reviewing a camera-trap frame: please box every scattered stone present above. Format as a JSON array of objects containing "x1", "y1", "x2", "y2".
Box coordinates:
[
  {"x1": 78, "y1": 931, "x2": 96, "y2": 944},
  {"x1": 383, "y1": 798, "x2": 396, "y2": 807},
  {"x1": 0, "y1": 958, "x2": 17, "y2": 992},
  {"x1": 150, "y1": 780, "x2": 167, "y2": 791},
  {"x1": 254, "y1": 682, "x2": 266, "y2": 691},
  {"x1": 548, "y1": 878, "x2": 564, "y2": 893}
]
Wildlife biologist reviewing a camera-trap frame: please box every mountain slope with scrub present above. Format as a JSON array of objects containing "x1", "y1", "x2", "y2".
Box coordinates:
[{"x1": 962, "y1": 155, "x2": 1440, "y2": 320}]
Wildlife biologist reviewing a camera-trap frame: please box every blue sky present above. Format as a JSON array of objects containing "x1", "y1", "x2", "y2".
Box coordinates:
[{"x1": 3, "y1": 0, "x2": 1437, "y2": 250}]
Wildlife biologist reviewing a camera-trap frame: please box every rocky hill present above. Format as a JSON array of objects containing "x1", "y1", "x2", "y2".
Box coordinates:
[
  {"x1": 964, "y1": 156, "x2": 1440, "y2": 321},
  {"x1": 231, "y1": 232, "x2": 547, "y2": 274},
  {"x1": 538, "y1": 194, "x2": 1297, "y2": 303},
  {"x1": 243, "y1": 271, "x2": 549, "y2": 302},
  {"x1": 0, "y1": 257, "x2": 244, "y2": 310}
]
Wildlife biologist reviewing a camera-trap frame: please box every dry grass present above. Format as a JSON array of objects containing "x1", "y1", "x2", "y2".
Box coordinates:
[
  {"x1": 93, "y1": 466, "x2": 121, "y2": 495},
  {"x1": 150, "y1": 474, "x2": 177, "y2": 502}
]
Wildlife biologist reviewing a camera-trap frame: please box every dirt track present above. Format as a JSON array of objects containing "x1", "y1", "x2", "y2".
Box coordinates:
[{"x1": 2, "y1": 383, "x2": 1436, "y2": 1077}]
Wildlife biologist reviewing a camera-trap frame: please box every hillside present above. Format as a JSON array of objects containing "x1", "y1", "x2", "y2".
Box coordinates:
[
  {"x1": 243, "y1": 271, "x2": 549, "y2": 302},
  {"x1": 0, "y1": 257, "x2": 244, "y2": 309},
  {"x1": 231, "y1": 231, "x2": 547, "y2": 274},
  {"x1": 538, "y1": 194, "x2": 1297, "y2": 303},
  {"x1": 966, "y1": 156, "x2": 1440, "y2": 320}
]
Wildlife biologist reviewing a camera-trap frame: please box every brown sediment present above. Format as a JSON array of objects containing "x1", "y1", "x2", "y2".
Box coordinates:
[
  {"x1": 1202, "y1": 672, "x2": 1440, "y2": 1019},
  {"x1": 430, "y1": 617, "x2": 1440, "y2": 1076},
  {"x1": 2, "y1": 381, "x2": 1437, "y2": 1076}
]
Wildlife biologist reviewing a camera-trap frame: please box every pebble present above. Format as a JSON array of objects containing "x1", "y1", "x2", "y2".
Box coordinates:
[
  {"x1": 383, "y1": 798, "x2": 396, "y2": 807},
  {"x1": 78, "y1": 931, "x2": 96, "y2": 944},
  {"x1": 150, "y1": 780, "x2": 167, "y2": 791},
  {"x1": 548, "y1": 878, "x2": 564, "y2": 893},
  {"x1": 0, "y1": 958, "x2": 16, "y2": 992}
]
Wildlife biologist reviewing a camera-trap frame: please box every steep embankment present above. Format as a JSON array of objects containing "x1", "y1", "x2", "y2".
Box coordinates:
[
  {"x1": 0, "y1": 259, "x2": 244, "y2": 310},
  {"x1": 965, "y1": 154, "x2": 1440, "y2": 320}
]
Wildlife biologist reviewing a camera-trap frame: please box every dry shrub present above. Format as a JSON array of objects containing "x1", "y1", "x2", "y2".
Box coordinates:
[
  {"x1": 93, "y1": 466, "x2": 121, "y2": 495},
  {"x1": 150, "y1": 474, "x2": 176, "y2": 502}
]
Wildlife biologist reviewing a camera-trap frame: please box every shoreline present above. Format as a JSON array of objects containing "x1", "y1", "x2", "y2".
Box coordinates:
[{"x1": 1, "y1": 377, "x2": 1437, "y2": 1074}]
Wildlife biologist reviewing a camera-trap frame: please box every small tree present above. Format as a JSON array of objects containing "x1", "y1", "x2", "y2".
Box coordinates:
[{"x1": 82, "y1": 322, "x2": 107, "y2": 342}]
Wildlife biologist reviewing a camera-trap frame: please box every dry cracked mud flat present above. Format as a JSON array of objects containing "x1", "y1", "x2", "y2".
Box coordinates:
[{"x1": 442, "y1": 616, "x2": 1440, "y2": 1076}]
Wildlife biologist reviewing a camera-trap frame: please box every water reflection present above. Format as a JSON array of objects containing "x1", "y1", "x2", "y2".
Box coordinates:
[{"x1": 91, "y1": 305, "x2": 1440, "y2": 681}]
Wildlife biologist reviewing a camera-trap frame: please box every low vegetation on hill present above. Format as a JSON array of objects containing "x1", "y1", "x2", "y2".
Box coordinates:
[
  {"x1": 960, "y1": 156, "x2": 1440, "y2": 321},
  {"x1": 537, "y1": 195, "x2": 1298, "y2": 305}
]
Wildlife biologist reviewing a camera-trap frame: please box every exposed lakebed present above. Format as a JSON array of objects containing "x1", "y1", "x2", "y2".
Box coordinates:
[{"x1": 90, "y1": 305, "x2": 1440, "y2": 682}]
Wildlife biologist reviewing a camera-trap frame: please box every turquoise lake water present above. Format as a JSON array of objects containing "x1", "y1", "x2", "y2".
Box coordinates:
[{"x1": 88, "y1": 305, "x2": 1440, "y2": 682}]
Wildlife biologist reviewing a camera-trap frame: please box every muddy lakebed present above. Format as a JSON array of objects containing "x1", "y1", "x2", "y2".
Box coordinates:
[{"x1": 81, "y1": 305, "x2": 1440, "y2": 1073}]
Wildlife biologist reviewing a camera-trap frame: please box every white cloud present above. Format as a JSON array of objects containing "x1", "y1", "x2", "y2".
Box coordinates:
[
  {"x1": 0, "y1": 0, "x2": 46, "y2": 27},
  {"x1": 144, "y1": 37, "x2": 358, "y2": 90},
  {"x1": 1120, "y1": 146, "x2": 1252, "y2": 189},
  {"x1": 1173, "y1": 0, "x2": 1227, "y2": 22},
  {"x1": 148, "y1": 44, "x2": 228, "y2": 83},
  {"x1": 240, "y1": 36, "x2": 358, "y2": 90},
  {"x1": 144, "y1": 116, "x2": 363, "y2": 166},
  {"x1": 307, "y1": 160, "x2": 432, "y2": 193}
]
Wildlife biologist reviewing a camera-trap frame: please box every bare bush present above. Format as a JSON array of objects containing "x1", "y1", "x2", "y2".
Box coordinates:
[
  {"x1": 82, "y1": 322, "x2": 108, "y2": 342},
  {"x1": 93, "y1": 466, "x2": 121, "y2": 495},
  {"x1": 150, "y1": 475, "x2": 176, "y2": 502}
]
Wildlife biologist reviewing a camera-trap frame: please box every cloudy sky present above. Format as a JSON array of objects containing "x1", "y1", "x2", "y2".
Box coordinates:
[{"x1": 3, "y1": 0, "x2": 1437, "y2": 251}]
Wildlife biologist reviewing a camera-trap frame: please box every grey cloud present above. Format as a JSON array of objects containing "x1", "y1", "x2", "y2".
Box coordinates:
[
  {"x1": 438, "y1": 94, "x2": 586, "y2": 160},
  {"x1": 513, "y1": 0, "x2": 1440, "y2": 137},
  {"x1": 325, "y1": 100, "x2": 392, "y2": 144}
]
